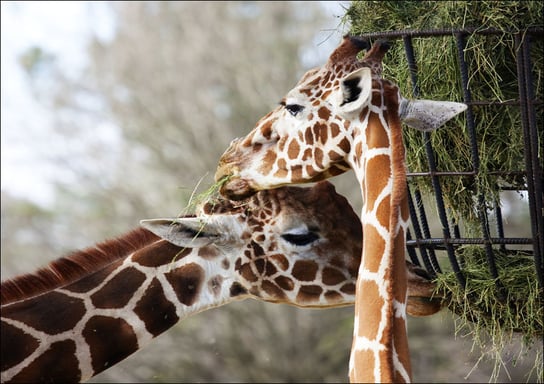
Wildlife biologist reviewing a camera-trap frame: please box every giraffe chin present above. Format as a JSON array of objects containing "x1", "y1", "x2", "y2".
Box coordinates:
[{"x1": 220, "y1": 177, "x2": 258, "y2": 200}]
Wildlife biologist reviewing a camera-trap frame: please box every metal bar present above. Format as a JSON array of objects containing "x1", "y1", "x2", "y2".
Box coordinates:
[
  {"x1": 515, "y1": 32, "x2": 544, "y2": 289},
  {"x1": 494, "y1": 199, "x2": 507, "y2": 252},
  {"x1": 357, "y1": 27, "x2": 543, "y2": 40},
  {"x1": 403, "y1": 34, "x2": 465, "y2": 287},
  {"x1": 407, "y1": 237, "x2": 534, "y2": 246},
  {"x1": 407, "y1": 187, "x2": 440, "y2": 275},
  {"x1": 455, "y1": 32, "x2": 501, "y2": 294}
]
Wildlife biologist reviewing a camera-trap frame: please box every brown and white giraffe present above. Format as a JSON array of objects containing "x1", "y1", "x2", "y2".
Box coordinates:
[
  {"x1": 0, "y1": 182, "x2": 440, "y2": 383},
  {"x1": 215, "y1": 36, "x2": 466, "y2": 383}
]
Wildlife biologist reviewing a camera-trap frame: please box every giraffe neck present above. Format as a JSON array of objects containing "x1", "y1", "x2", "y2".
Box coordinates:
[
  {"x1": 1, "y1": 231, "x2": 247, "y2": 383},
  {"x1": 347, "y1": 81, "x2": 411, "y2": 383}
]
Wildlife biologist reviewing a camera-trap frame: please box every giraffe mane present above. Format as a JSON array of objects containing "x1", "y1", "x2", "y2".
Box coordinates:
[{"x1": 1, "y1": 227, "x2": 161, "y2": 306}]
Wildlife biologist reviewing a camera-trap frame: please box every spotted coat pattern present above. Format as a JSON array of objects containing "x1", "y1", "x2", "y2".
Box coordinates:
[{"x1": 215, "y1": 36, "x2": 465, "y2": 383}]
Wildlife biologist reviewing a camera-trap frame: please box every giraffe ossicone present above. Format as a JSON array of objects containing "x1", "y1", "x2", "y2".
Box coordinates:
[{"x1": 214, "y1": 36, "x2": 466, "y2": 383}]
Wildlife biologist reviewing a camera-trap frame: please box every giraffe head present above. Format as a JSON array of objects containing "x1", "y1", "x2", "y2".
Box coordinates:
[
  {"x1": 215, "y1": 36, "x2": 466, "y2": 199},
  {"x1": 142, "y1": 181, "x2": 362, "y2": 307}
]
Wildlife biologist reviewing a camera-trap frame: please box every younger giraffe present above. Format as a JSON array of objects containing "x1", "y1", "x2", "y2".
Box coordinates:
[
  {"x1": 0, "y1": 182, "x2": 439, "y2": 383},
  {"x1": 1, "y1": 182, "x2": 358, "y2": 383},
  {"x1": 215, "y1": 37, "x2": 466, "y2": 382}
]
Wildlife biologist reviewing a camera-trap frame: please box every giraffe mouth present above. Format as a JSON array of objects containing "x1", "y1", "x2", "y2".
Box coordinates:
[{"x1": 219, "y1": 175, "x2": 258, "y2": 200}]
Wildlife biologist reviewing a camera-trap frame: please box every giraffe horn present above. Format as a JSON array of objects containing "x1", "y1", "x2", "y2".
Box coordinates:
[
  {"x1": 361, "y1": 39, "x2": 391, "y2": 64},
  {"x1": 327, "y1": 35, "x2": 370, "y2": 65}
]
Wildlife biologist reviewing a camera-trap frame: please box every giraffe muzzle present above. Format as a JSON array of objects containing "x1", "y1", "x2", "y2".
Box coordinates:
[{"x1": 219, "y1": 176, "x2": 257, "y2": 200}]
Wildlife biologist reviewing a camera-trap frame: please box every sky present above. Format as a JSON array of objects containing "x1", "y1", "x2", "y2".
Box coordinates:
[
  {"x1": 1, "y1": 1, "x2": 350, "y2": 207},
  {"x1": 1, "y1": 1, "x2": 116, "y2": 205}
]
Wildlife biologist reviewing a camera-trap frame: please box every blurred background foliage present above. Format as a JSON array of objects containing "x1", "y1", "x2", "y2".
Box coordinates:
[{"x1": 1, "y1": 1, "x2": 539, "y2": 382}]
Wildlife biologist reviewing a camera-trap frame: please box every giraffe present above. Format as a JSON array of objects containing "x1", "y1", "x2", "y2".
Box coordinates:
[
  {"x1": 215, "y1": 36, "x2": 466, "y2": 382},
  {"x1": 0, "y1": 181, "x2": 440, "y2": 383}
]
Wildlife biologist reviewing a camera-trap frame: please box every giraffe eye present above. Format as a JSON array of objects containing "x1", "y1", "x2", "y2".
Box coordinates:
[
  {"x1": 285, "y1": 104, "x2": 304, "y2": 117},
  {"x1": 281, "y1": 231, "x2": 319, "y2": 246}
]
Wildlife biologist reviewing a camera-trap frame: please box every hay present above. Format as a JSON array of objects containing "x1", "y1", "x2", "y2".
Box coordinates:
[
  {"x1": 345, "y1": 0, "x2": 543, "y2": 225},
  {"x1": 435, "y1": 246, "x2": 543, "y2": 381}
]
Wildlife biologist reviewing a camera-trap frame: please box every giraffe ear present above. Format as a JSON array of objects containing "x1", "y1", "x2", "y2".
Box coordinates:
[
  {"x1": 140, "y1": 217, "x2": 236, "y2": 247},
  {"x1": 338, "y1": 67, "x2": 373, "y2": 115},
  {"x1": 399, "y1": 99, "x2": 467, "y2": 131}
]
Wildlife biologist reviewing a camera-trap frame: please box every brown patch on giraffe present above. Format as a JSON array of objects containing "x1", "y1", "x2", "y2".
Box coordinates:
[
  {"x1": 83, "y1": 316, "x2": 138, "y2": 373},
  {"x1": 292, "y1": 260, "x2": 319, "y2": 282},
  {"x1": 2, "y1": 291, "x2": 85, "y2": 334},
  {"x1": 254, "y1": 258, "x2": 265, "y2": 275},
  {"x1": 392, "y1": 228, "x2": 408, "y2": 301},
  {"x1": 302, "y1": 148, "x2": 312, "y2": 161},
  {"x1": 165, "y1": 263, "x2": 205, "y2": 306},
  {"x1": 274, "y1": 158, "x2": 288, "y2": 178},
  {"x1": 287, "y1": 138, "x2": 300, "y2": 160},
  {"x1": 366, "y1": 112, "x2": 390, "y2": 149},
  {"x1": 221, "y1": 258, "x2": 230, "y2": 269},
  {"x1": 330, "y1": 122, "x2": 340, "y2": 138},
  {"x1": 91, "y1": 267, "x2": 146, "y2": 309},
  {"x1": 340, "y1": 282, "x2": 356, "y2": 295},
  {"x1": 375, "y1": 196, "x2": 391, "y2": 230},
  {"x1": 261, "y1": 280, "x2": 287, "y2": 300},
  {"x1": 304, "y1": 125, "x2": 315, "y2": 145},
  {"x1": 318, "y1": 106, "x2": 331, "y2": 121},
  {"x1": 401, "y1": 197, "x2": 410, "y2": 222},
  {"x1": 252, "y1": 143, "x2": 262, "y2": 152},
  {"x1": 259, "y1": 149, "x2": 277, "y2": 175},
  {"x1": 314, "y1": 147, "x2": 324, "y2": 169},
  {"x1": 265, "y1": 261, "x2": 278, "y2": 276},
  {"x1": 292, "y1": 164, "x2": 303, "y2": 181},
  {"x1": 362, "y1": 225, "x2": 386, "y2": 273},
  {"x1": 322, "y1": 267, "x2": 347, "y2": 285},
  {"x1": 135, "y1": 241, "x2": 189, "y2": 267},
  {"x1": 9, "y1": 340, "x2": 81, "y2": 383},
  {"x1": 238, "y1": 262, "x2": 258, "y2": 282},
  {"x1": 352, "y1": 349, "x2": 376, "y2": 379},
  {"x1": 1, "y1": 320, "x2": 40, "y2": 371},
  {"x1": 378, "y1": 349, "x2": 396, "y2": 383},
  {"x1": 324, "y1": 290, "x2": 343, "y2": 302},
  {"x1": 251, "y1": 241, "x2": 265, "y2": 257},
  {"x1": 274, "y1": 275, "x2": 295, "y2": 291},
  {"x1": 134, "y1": 277, "x2": 179, "y2": 337},
  {"x1": 328, "y1": 149, "x2": 344, "y2": 162},
  {"x1": 255, "y1": 233, "x2": 265, "y2": 242},
  {"x1": 198, "y1": 246, "x2": 220, "y2": 259},
  {"x1": 338, "y1": 137, "x2": 351, "y2": 154},
  {"x1": 315, "y1": 122, "x2": 329, "y2": 144},
  {"x1": 229, "y1": 282, "x2": 248, "y2": 297},
  {"x1": 296, "y1": 284, "x2": 323, "y2": 302},
  {"x1": 270, "y1": 254, "x2": 289, "y2": 271},
  {"x1": 365, "y1": 155, "x2": 391, "y2": 212},
  {"x1": 393, "y1": 313, "x2": 411, "y2": 378},
  {"x1": 321, "y1": 89, "x2": 332, "y2": 99},
  {"x1": 356, "y1": 281, "x2": 384, "y2": 340},
  {"x1": 259, "y1": 117, "x2": 275, "y2": 140}
]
